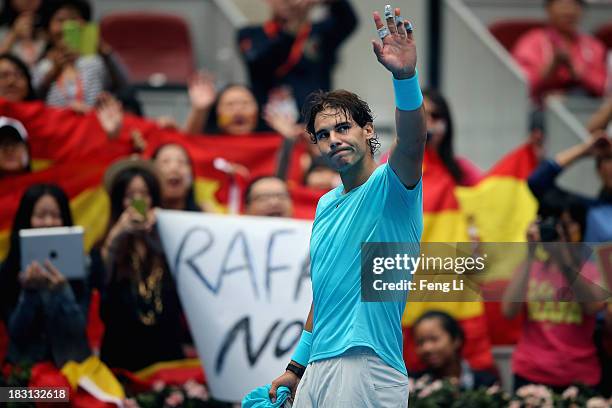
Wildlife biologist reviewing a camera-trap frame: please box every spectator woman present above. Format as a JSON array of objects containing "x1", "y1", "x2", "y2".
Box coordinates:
[
  {"x1": 184, "y1": 73, "x2": 263, "y2": 136},
  {"x1": 411, "y1": 311, "x2": 498, "y2": 390},
  {"x1": 0, "y1": 0, "x2": 46, "y2": 68},
  {"x1": 99, "y1": 158, "x2": 184, "y2": 371},
  {"x1": 0, "y1": 183, "x2": 90, "y2": 367},
  {"x1": 33, "y1": 0, "x2": 128, "y2": 110},
  {"x1": 382, "y1": 89, "x2": 482, "y2": 187},
  {"x1": 0, "y1": 53, "x2": 37, "y2": 102},
  {"x1": 422, "y1": 89, "x2": 482, "y2": 187},
  {"x1": 502, "y1": 194, "x2": 605, "y2": 391},
  {"x1": 151, "y1": 142, "x2": 204, "y2": 212}
]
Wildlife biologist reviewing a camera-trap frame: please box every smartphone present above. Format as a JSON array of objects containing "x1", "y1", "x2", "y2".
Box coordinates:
[
  {"x1": 80, "y1": 23, "x2": 99, "y2": 56},
  {"x1": 131, "y1": 198, "x2": 147, "y2": 217},
  {"x1": 62, "y1": 20, "x2": 81, "y2": 52},
  {"x1": 62, "y1": 21, "x2": 99, "y2": 55}
]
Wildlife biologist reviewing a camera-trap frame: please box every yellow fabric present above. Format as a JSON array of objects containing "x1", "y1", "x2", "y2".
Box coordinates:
[
  {"x1": 70, "y1": 187, "x2": 109, "y2": 252},
  {"x1": 403, "y1": 209, "x2": 479, "y2": 326},
  {"x1": 403, "y1": 301, "x2": 484, "y2": 326},
  {"x1": 194, "y1": 178, "x2": 227, "y2": 213},
  {"x1": 61, "y1": 355, "x2": 125, "y2": 399},
  {"x1": 0, "y1": 231, "x2": 8, "y2": 261},
  {"x1": 456, "y1": 176, "x2": 537, "y2": 243},
  {"x1": 31, "y1": 159, "x2": 53, "y2": 172},
  {"x1": 455, "y1": 176, "x2": 537, "y2": 282},
  {"x1": 422, "y1": 210, "x2": 469, "y2": 242},
  {"x1": 133, "y1": 358, "x2": 202, "y2": 380}
]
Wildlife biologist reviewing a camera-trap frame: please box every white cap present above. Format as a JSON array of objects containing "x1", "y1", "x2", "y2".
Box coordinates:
[{"x1": 0, "y1": 116, "x2": 28, "y2": 143}]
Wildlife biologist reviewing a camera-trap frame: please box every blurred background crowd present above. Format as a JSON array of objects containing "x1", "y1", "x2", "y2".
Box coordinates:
[{"x1": 0, "y1": 0, "x2": 611, "y2": 406}]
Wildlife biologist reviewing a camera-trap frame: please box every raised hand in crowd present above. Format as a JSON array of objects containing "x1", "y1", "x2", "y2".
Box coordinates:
[
  {"x1": 543, "y1": 47, "x2": 576, "y2": 82},
  {"x1": 0, "y1": 11, "x2": 36, "y2": 57},
  {"x1": 155, "y1": 115, "x2": 179, "y2": 130},
  {"x1": 36, "y1": 41, "x2": 79, "y2": 100},
  {"x1": 184, "y1": 71, "x2": 217, "y2": 135},
  {"x1": 95, "y1": 92, "x2": 123, "y2": 138},
  {"x1": 587, "y1": 97, "x2": 612, "y2": 133},
  {"x1": 19, "y1": 260, "x2": 67, "y2": 291},
  {"x1": 282, "y1": 0, "x2": 320, "y2": 33},
  {"x1": 188, "y1": 71, "x2": 217, "y2": 110},
  {"x1": 263, "y1": 93, "x2": 302, "y2": 141},
  {"x1": 555, "y1": 130, "x2": 611, "y2": 168},
  {"x1": 101, "y1": 206, "x2": 156, "y2": 262},
  {"x1": 46, "y1": 42, "x2": 78, "y2": 79}
]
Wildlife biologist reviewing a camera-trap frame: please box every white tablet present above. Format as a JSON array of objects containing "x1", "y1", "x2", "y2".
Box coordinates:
[{"x1": 19, "y1": 226, "x2": 86, "y2": 280}]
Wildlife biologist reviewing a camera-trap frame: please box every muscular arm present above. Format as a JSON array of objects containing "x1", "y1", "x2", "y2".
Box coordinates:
[
  {"x1": 389, "y1": 105, "x2": 426, "y2": 188},
  {"x1": 372, "y1": 9, "x2": 426, "y2": 187}
]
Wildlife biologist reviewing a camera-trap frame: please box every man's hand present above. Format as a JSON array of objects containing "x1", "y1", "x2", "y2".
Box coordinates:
[
  {"x1": 372, "y1": 7, "x2": 417, "y2": 79},
  {"x1": 269, "y1": 370, "x2": 300, "y2": 403}
]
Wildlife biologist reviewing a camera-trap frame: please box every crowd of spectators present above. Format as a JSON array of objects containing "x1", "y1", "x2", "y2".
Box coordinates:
[{"x1": 0, "y1": 0, "x2": 611, "y2": 403}]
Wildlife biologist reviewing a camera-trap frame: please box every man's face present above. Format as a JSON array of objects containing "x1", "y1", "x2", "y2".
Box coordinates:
[
  {"x1": 547, "y1": 0, "x2": 583, "y2": 35},
  {"x1": 313, "y1": 108, "x2": 374, "y2": 173},
  {"x1": 246, "y1": 177, "x2": 293, "y2": 218}
]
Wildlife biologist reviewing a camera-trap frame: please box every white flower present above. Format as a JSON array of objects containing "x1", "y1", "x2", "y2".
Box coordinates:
[
  {"x1": 123, "y1": 398, "x2": 141, "y2": 408},
  {"x1": 430, "y1": 380, "x2": 443, "y2": 392},
  {"x1": 586, "y1": 397, "x2": 609, "y2": 408},
  {"x1": 164, "y1": 391, "x2": 184, "y2": 408},
  {"x1": 152, "y1": 380, "x2": 165, "y2": 392},
  {"x1": 562, "y1": 386, "x2": 579, "y2": 400},
  {"x1": 486, "y1": 385, "x2": 500, "y2": 395}
]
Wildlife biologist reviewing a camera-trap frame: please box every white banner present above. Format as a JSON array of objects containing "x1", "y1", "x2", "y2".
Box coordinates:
[{"x1": 156, "y1": 210, "x2": 313, "y2": 402}]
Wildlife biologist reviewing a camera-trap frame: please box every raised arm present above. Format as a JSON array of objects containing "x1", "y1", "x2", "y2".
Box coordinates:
[{"x1": 372, "y1": 7, "x2": 426, "y2": 188}]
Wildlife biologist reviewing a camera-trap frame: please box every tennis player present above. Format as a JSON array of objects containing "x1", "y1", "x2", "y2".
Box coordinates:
[{"x1": 269, "y1": 5, "x2": 425, "y2": 407}]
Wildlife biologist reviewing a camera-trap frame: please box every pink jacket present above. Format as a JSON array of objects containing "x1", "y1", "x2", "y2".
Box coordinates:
[{"x1": 512, "y1": 27, "x2": 607, "y2": 101}]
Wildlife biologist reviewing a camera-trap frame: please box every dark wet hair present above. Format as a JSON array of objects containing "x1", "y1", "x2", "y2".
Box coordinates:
[
  {"x1": 423, "y1": 89, "x2": 463, "y2": 183},
  {"x1": 152, "y1": 143, "x2": 201, "y2": 212},
  {"x1": 108, "y1": 166, "x2": 161, "y2": 225},
  {"x1": 0, "y1": 184, "x2": 72, "y2": 319},
  {"x1": 0, "y1": 53, "x2": 37, "y2": 101},
  {"x1": 413, "y1": 310, "x2": 465, "y2": 349},
  {"x1": 303, "y1": 89, "x2": 380, "y2": 156}
]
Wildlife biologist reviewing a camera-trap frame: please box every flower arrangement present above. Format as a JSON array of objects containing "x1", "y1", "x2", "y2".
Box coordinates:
[
  {"x1": 124, "y1": 379, "x2": 233, "y2": 408},
  {"x1": 2, "y1": 363, "x2": 611, "y2": 407},
  {"x1": 406, "y1": 375, "x2": 612, "y2": 408}
]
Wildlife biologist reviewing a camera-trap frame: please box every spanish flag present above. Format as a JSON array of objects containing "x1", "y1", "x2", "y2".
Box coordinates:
[
  {"x1": 0, "y1": 99, "x2": 308, "y2": 259},
  {"x1": 402, "y1": 149, "x2": 494, "y2": 372},
  {"x1": 456, "y1": 143, "x2": 539, "y2": 345}
]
